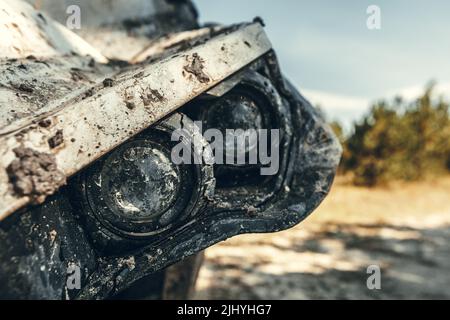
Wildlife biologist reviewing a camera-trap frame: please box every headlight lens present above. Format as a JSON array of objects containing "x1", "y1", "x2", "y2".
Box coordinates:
[
  {"x1": 79, "y1": 114, "x2": 214, "y2": 241},
  {"x1": 202, "y1": 91, "x2": 265, "y2": 155},
  {"x1": 100, "y1": 140, "x2": 181, "y2": 222}
]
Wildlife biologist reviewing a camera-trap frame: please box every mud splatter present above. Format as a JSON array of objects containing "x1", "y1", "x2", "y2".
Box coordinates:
[
  {"x1": 6, "y1": 147, "x2": 66, "y2": 203},
  {"x1": 126, "y1": 101, "x2": 136, "y2": 110},
  {"x1": 253, "y1": 16, "x2": 265, "y2": 27},
  {"x1": 16, "y1": 83, "x2": 34, "y2": 93},
  {"x1": 70, "y1": 69, "x2": 90, "y2": 82},
  {"x1": 38, "y1": 118, "x2": 52, "y2": 128},
  {"x1": 47, "y1": 130, "x2": 64, "y2": 149},
  {"x1": 103, "y1": 78, "x2": 114, "y2": 87},
  {"x1": 88, "y1": 58, "x2": 96, "y2": 68},
  {"x1": 140, "y1": 87, "x2": 165, "y2": 106},
  {"x1": 82, "y1": 88, "x2": 94, "y2": 99},
  {"x1": 183, "y1": 53, "x2": 210, "y2": 84}
]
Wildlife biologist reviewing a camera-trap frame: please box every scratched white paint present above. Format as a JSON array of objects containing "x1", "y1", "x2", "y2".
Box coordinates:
[
  {"x1": 0, "y1": 0, "x2": 107, "y2": 62},
  {"x1": 0, "y1": 2, "x2": 272, "y2": 220}
]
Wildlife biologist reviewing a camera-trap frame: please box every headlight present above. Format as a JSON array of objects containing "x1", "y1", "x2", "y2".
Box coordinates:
[
  {"x1": 185, "y1": 70, "x2": 292, "y2": 210},
  {"x1": 74, "y1": 114, "x2": 214, "y2": 251}
]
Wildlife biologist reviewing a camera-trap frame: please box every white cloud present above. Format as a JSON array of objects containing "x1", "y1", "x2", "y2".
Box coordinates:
[
  {"x1": 301, "y1": 89, "x2": 369, "y2": 112},
  {"x1": 300, "y1": 89, "x2": 371, "y2": 129},
  {"x1": 300, "y1": 82, "x2": 450, "y2": 129},
  {"x1": 385, "y1": 82, "x2": 450, "y2": 101}
]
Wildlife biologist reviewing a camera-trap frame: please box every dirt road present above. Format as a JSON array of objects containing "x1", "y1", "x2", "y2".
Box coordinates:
[{"x1": 194, "y1": 178, "x2": 450, "y2": 299}]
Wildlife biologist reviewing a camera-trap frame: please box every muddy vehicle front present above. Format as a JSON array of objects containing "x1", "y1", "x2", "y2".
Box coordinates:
[{"x1": 0, "y1": 0, "x2": 341, "y2": 299}]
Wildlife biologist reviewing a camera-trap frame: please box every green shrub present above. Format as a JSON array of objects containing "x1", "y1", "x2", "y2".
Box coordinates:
[{"x1": 334, "y1": 83, "x2": 450, "y2": 186}]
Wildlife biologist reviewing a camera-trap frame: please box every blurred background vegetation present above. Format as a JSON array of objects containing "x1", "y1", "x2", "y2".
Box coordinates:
[{"x1": 329, "y1": 82, "x2": 450, "y2": 186}]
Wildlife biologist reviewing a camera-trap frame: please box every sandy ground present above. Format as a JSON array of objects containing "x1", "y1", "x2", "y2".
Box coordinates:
[{"x1": 194, "y1": 178, "x2": 450, "y2": 299}]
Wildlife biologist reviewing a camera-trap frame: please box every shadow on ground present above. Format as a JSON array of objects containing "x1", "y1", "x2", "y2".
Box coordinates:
[{"x1": 195, "y1": 223, "x2": 450, "y2": 299}]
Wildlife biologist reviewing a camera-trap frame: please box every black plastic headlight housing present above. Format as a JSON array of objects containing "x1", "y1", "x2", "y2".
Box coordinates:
[{"x1": 0, "y1": 51, "x2": 341, "y2": 299}]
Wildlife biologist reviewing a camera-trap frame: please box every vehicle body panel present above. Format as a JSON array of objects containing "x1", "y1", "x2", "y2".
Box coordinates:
[{"x1": 0, "y1": 2, "x2": 272, "y2": 220}]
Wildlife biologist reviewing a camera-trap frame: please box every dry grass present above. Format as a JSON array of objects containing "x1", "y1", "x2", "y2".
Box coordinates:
[{"x1": 308, "y1": 176, "x2": 450, "y2": 226}]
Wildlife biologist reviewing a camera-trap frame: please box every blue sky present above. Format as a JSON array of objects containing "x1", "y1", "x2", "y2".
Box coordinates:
[{"x1": 196, "y1": 0, "x2": 450, "y2": 127}]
